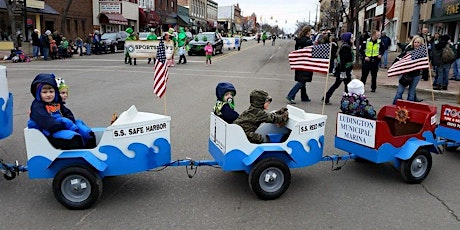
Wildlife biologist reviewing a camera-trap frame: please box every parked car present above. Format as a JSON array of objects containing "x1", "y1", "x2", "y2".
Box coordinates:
[
  {"x1": 101, "y1": 31, "x2": 129, "y2": 53},
  {"x1": 188, "y1": 32, "x2": 223, "y2": 56}
]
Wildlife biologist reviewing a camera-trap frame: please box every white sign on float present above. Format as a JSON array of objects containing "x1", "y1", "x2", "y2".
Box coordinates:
[
  {"x1": 125, "y1": 40, "x2": 175, "y2": 59},
  {"x1": 336, "y1": 113, "x2": 376, "y2": 148}
]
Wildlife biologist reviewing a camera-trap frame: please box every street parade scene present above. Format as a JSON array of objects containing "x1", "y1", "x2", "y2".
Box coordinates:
[{"x1": 1, "y1": 0, "x2": 460, "y2": 229}]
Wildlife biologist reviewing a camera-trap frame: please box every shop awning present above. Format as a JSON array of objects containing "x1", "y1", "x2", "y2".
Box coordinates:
[
  {"x1": 385, "y1": 0, "x2": 395, "y2": 19},
  {"x1": 139, "y1": 8, "x2": 147, "y2": 25},
  {"x1": 424, "y1": 14, "x2": 460, "y2": 24},
  {"x1": 148, "y1": 11, "x2": 161, "y2": 25},
  {"x1": 99, "y1": 13, "x2": 128, "y2": 25},
  {"x1": 177, "y1": 14, "x2": 191, "y2": 25}
]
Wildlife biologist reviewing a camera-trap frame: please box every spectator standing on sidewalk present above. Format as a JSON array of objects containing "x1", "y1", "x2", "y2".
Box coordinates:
[
  {"x1": 379, "y1": 31, "x2": 391, "y2": 69},
  {"x1": 392, "y1": 36, "x2": 426, "y2": 104},
  {"x1": 451, "y1": 38, "x2": 460, "y2": 81},
  {"x1": 433, "y1": 35, "x2": 455, "y2": 90},
  {"x1": 40, "y1": 30, "x2": 51, "y2": 61},
  {"x1": 360, "y1": 30, "x2": 384, "y2": 92},
  {"x1": 31, "y1": 29, "x2": 41, "y2": 59}
]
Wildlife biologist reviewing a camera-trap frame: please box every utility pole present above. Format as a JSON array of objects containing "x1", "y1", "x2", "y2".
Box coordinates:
[
  {"x1": 410, "y1": 0, "x2": 424, "y2": 36},
  {"x1": 381, "y1": 0, "x2": 387, "y2": 32},
  {"x1": 23, "y1": 0, "x2": 28, "y2": 42}
]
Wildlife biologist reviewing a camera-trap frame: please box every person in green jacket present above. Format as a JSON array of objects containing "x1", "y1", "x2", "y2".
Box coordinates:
[
  {"x1": 147, "y1": 28, "x2": 157, "y2": 64},
  {"x1": 125, "y1": 27, "x2": 137, "y2": 65}
]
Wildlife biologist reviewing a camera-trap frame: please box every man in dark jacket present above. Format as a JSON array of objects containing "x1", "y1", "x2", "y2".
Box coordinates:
[
  {"x1": 379, "y1": 31, "x2": 391, "y2": 68},
  {"x1": 31, "y1": 29, "x2": 41, "y2": 59}
]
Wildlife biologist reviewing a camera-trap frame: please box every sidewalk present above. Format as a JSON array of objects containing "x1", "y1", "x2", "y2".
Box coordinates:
[{"x1": 353, "y1": 51, "x2": 459, "y2": 97}]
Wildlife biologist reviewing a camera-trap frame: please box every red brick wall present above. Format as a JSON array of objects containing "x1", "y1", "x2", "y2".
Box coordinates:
[{"x1": 43, "y1": 0, "x2": 93, "y2": 40}]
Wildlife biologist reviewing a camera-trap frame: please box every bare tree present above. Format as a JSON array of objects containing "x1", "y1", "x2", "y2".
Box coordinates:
[
  {"x1": 319, "y1": 0, "x2": 343, "y2": 32},
  {"x1": 5, "y1": 0, "x2": 21, "y2": 48},
  {"x1": 60, "y1": 0, "x2": 73, "y2": 35}
]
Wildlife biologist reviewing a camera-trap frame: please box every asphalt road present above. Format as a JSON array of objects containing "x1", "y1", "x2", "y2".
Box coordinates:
[{"x1": 1, "y1": 39, "x2": 459, "y2": 230}]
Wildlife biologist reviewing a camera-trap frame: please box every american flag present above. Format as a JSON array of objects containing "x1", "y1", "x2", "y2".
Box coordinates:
[
  {"x1": 153, "y1": 40, "x2": 169, "y2": 98},
  {"x1": 388, "y1": 45, "x2": 430, "y2": 77},
  {"x1": 384, "y1": 18, "x2": 390, "y2": 27},
  {"x1": 289, "y1": 43, "x2": 331, "y2": 74}
]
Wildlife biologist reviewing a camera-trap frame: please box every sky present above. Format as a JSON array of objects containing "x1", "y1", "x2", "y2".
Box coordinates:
[{"x1": 214, "y1": 0, "x2": 319, "y2": 34}]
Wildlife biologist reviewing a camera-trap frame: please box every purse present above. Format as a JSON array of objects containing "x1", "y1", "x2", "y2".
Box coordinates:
[{"x1": 399, "y1": 74, "x2": 414, "y2": 87}]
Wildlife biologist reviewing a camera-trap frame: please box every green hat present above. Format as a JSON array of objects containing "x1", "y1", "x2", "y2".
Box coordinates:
[{"x1": 56, "y1": 77, "x2": 69, "y2": 92}]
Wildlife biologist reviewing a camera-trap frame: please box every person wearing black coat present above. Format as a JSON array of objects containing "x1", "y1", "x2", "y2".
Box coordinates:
[
  {"x1": 322, "y1": 32, "x2": 354, "y2": 104},
  {"x1": 286, "y1": 26, "x2": 313, "y2": 104}
]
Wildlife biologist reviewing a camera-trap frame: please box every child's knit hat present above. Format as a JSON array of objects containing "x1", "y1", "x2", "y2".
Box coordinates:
[
  {"x1": 56, "y1": 77, "x2": 69, "y2": 92},
  {"x1": 347, "y1": 79, "x2": 365, "y2": 95}
]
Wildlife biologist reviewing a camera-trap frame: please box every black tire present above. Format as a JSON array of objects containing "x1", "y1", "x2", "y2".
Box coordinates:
[
  {"x1": 220, "y1": 47, "x2": 224, "y2": 54},
  {"x1": 188, "y1": 51, "x2": 192, "y2": 56},
  {"x1": 445, "y1": 146, "x2": 459, "y2": 151},
  {"x1": 249, "y1": 158, "x2": 291, "y2": 200},
  {"x1": 400, "y1": 148, "x2": 432, "y2": 184},
  {"x1": 3, "y1": 170, "x2": 16, "y2": 180},
  {"x1": 238, "y1": 47, "x2": 240, "y2": 51},
  {"x1": 53, "y1": 165, "x2": 103, "y2": 210}
]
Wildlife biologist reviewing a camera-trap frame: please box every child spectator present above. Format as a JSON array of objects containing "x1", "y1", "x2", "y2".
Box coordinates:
[
  {"x1": 28, "y1": 73, "x2": 96, "y2": 149},
  {"x1": 204, "y1": 42, "x2": 213, "y2": 65},
  {"x1": 177, "y1": 46, "x2": 187, "y2": 64},
  {"x1": 340, "y1": 79, "x2": 377, "y2": 120},
  {"x1": 50, "y1": 40, "x2": 58, "y2": 60},
  {"x1": 234, "y1": 89, "x2": 289, "y2": 143},
  {"x1": 213, "y1": 82, "x2": 239, "y2": 123}
]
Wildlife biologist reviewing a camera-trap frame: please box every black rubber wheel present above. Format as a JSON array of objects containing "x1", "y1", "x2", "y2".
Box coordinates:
[
  {"x1": 238, "y1": 47, "x2": 240, "y2": 51},
  {"x1": 53, "y1": 165, "x2": 103, "y2": 210},
  {"x1": 445, "y1": 146, "x2": 459, "y2": 151},
  {"x1": 249, "y1": 158, "x2": 291, "y2": 200},
  {"x1": 400, "y1": 148, "x2": 432, "y2": 184},
  {"x1": 3, "y1": 170, "x2": 16, "y2": 180},
  {"x1": 188, "y1": 51, "x2": 192, "y2": 56}
]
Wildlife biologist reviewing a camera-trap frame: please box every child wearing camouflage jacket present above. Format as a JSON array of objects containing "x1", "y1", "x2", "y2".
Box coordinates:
[{"x1": 234, "y1": 89, "x2": 289, "y2": 144}]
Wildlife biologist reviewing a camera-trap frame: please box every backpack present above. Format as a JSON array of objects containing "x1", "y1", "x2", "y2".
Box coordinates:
[{"x1": 441, "y1": 45, "x2": 455, "y2": 63}]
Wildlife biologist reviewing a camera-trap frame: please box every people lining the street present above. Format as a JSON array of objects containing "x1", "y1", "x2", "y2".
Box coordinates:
[
  {"x1": 31, "y1": 29, "x2": 41, "y2": 59},
  {"x1": 379, "y1": 31, "x2": 391, "y2": 69},
  {"x1": 392, "y1": 36, "x2": 426, "y2": 104},
  {"x1": 432, "y1": 35, "x2": 455, "y2": 90},
  {"x1": 360, "y1": 30, "x2": 384, "y2": 93}
]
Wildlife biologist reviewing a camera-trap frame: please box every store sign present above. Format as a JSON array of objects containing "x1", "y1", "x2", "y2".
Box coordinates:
[
  {"x1": 445, "y1": 3, "x2": 459, "y2": 15},
  {"x1": 100, "y1": 2, "x2": 121, "y2": 14},
  {"x1": 27, "y1": 0, "x2": 45, "y2": 9}
]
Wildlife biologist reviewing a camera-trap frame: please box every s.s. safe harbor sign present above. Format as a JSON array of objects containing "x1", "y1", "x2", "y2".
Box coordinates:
[
  {"x1": 125, "y1": 40, "x2": 175, "y2": 59},
  {"x1": 336, "y1": 113, "x2": 377, "y2": 148}
]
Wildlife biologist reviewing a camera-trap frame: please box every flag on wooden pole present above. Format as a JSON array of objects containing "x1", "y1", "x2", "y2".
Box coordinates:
[
  {"x1": 388, "y1": 45, "x2": 430, "y2": 77},
  {"x1": 289, "y1": 43, "x2": 330, "y2": 74},
  {"x1": 153, "y1": 40, "x2": 169, "y2": 98}
]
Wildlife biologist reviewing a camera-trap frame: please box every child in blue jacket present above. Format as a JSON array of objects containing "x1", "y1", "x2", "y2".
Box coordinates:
[
  {"x1": 28, "y1": 73, "x2": 96, "y2": 149},
  {"x1": 213, "y1": 82, "x2": 239, "y2": 123}
]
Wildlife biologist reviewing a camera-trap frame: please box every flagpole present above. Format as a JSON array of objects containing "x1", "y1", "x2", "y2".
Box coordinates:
[
  {"x1": 321, "y1": 43, "x2": 333, "y2": 115},
  {"x1": 163, "y1": 95, "x2": 167, "y2": 115},
  {"x1": 425, "y1": 44, "x2": 435, "y2": 104}
]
